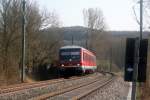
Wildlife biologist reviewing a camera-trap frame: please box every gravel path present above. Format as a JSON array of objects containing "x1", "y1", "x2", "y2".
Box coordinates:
[{"x1": 81, "y1": 76, "x2": 130, "y2": 100}]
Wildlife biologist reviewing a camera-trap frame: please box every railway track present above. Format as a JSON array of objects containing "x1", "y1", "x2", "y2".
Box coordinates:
[
  {"x1": 30, "y1": 72, "x2": 115, "y2": 100},
  {"x1": 77, "y1": 73, "x2": 115, "y2": 100},
  {"x1": 0, "y1": 74, "x2": 97, "y2": 94},
  {"x1": 0, "y1": 78, "x2": 63, "y2": 94},
  {"x1": 0, "y1": 73, "x2": 101, "y2": 99}
]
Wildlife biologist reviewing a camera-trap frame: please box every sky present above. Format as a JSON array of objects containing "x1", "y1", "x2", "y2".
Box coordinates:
[{"x1": 37, "y1": 0, "x2": 140, "y2": 31}]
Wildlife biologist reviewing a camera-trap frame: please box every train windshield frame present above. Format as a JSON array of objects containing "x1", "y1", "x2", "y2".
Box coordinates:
[{"x1": 59, "y1": 48, "x2": 81, "y2": 61}]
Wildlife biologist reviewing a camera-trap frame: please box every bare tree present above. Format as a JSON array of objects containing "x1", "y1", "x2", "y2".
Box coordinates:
[
  {"x1": 0, "y1": 0, "x2": 22, "y2": 83},
  {"x1": 83, "y1": 8, "x2": 105, "y2": 30},
  {"x1": 25, "y1": 3, "x2": 62, "y2": 67},
  {"x1": 83, "y1": 8, "x2": 113, "y2": 72},
  {"x1": 83, "y1": 8, "x2": 108, "y2": 52},
  {"x1": 0, "y1": 0, "x2": 62, "y2": 84},
  {"x1": 132, "y1": 0, "x2": 150, "y2": 29},
  {"x1": 83, "y1": 8, "x2": 106, "y2": 49}
]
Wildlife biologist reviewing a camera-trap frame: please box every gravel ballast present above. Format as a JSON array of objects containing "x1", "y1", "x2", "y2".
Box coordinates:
[
  {"x1": 81, "y1": 76, "x2": 130, "y2": 100},
  {"x1": 0, "y1": 73, "x2": 103, "y2": 100}
]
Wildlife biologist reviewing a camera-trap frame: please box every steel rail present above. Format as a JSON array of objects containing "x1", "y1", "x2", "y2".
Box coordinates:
[
  {"x1": 31, "y1": 72, "x2": 112, "y2": 100},
  {"x1": 74, "y1": 73, "x2": 115, "y2": 100},
  {"x1": 0, "y1": 73, "x2": 96, "y2": 94}
]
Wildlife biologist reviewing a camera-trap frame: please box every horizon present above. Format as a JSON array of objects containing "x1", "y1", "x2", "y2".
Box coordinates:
[{"x1": 47, "y1": 25, "x2": 150, "y2": 32}]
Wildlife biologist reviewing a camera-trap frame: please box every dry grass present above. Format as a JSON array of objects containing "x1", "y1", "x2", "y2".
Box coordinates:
[
  {"x1": 140, "y1": 83, "x2": 150, "y2": 100},
  {"x1": 24, "y1": 76, "x2": 36, "y2": 83}
]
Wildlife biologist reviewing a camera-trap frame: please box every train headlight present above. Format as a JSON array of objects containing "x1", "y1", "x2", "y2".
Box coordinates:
[
  {"x1": 77, "y1": 64, "x2": 80, "y2": 66},
  {"x1": 61, "y1": 64, "x2": 64, "y2": 67}
]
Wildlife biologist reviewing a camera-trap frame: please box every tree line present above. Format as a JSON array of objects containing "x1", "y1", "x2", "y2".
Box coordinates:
[
  {"x1": 0, "y1": 0, "x2": 63, "y2": 85},
  {"x1": 0, "y1": 0, "x2": 125, "y2": 85}
]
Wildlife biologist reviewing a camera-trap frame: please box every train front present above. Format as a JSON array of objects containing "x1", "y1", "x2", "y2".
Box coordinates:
[{"x1": 59, "y1": 47, "x2": 83, "y2": 75}]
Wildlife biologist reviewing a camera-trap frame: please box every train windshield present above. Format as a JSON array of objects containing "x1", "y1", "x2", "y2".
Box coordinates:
[{"x1": 60, "y1": 49, "x2": 81, "y2": 61}]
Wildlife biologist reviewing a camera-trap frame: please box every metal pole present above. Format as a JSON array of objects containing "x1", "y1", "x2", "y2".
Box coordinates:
[
  {"x1": 131, "y1": 0, "x2": 143, "y2": 99},
  {"x1": 21, "y1": 0, "x2": 26, "y2": 83},
  {"x1": 86, "y1": 39, "x2": 88, "y2": 49},
  {"x1": 109, "y1": 46, "x2": 112, "y2": 72},
  {"x1": 72, "y1": 35, "x2": 74, "y2": 45},
  {"x1": 140, "y1": 0, "x2": 143, "y2": 40}
]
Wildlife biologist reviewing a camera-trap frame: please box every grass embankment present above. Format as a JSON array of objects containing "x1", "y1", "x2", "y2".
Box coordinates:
[
  {"x1": 136, "y1": 83, "x2": 142, "y2": 100},
  {"x1": 24, "y1": 75, "x2": 36, "y2": 83},
  {"x1": 97, "y1": 60, "x2": 121, "y2": 73}
]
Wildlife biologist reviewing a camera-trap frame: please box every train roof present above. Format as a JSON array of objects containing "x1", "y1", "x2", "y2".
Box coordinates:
[
  {"x1": 60, "y1": 45, "x2": 95, "y2": 56},
  {"x1": 60, "y1": 45, "x2": 84, "y2": 49}
]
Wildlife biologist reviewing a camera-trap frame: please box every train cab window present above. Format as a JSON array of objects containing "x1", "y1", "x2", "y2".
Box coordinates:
[{"x1": 60, "y1": 49, "x2": 81, "y2": 61}]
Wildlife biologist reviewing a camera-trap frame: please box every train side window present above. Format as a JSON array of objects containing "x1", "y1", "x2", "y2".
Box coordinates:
[
  {"x1": 86, "y1": 54, "x2": 87, "y2": 61},
  {"x1": 83, "y1": 52, "x2": 85, "y2": 61},
  {"x1": 89, "y1": 56, "x2": 91, "y2": 62},
  {"x1": 89, "y1": 55, "x2": 90, "y2": 62},
  {"x1": 84, "y1": 53, "x2": 85, "y2": 61},
  {"x1": 84, "y1": 52, "x2": 85, "y2": 61},
  {"x1": 93, "y1": 56, "x2": 94, "y2": 62},
  {"x1": 92, "y1": 56, "x2": 94, "y2": 64},
  {"x1": 86, "y1": 53, "x2": 88, "y2": 61},
  {"x1": 85, "y1": 53, "x2": 86, "y2": 61},
  {"x1": 83, "y1": 52, "x2": 86, "y2": 61}
]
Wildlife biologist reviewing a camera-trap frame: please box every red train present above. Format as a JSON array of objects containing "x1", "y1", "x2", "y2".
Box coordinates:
[{"x1": 59, "y1": 46, "x2": 97, "y2": 75}]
